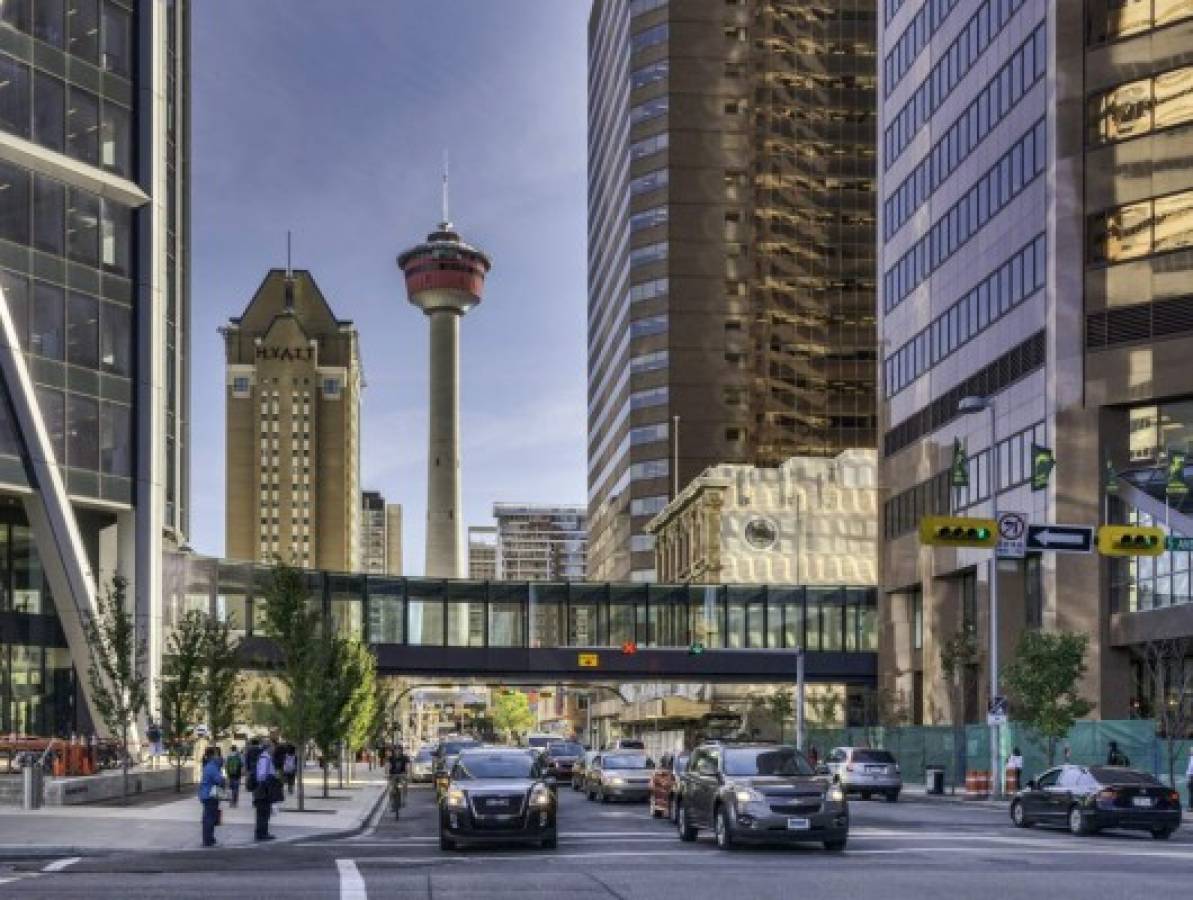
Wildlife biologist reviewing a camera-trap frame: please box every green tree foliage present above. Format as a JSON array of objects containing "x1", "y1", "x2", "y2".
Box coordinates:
[
  {"x1": 203, "y1": 613, "x2": 244, "y2": 743},
  {"x1": 1139, "y1": 637, "x2": 1193, "y2": 789},
  {"x1": 160, "y1": 610, "x2": 207, "y2": 793},
  {"x1": 491, "y1": 690, "x2": 536, "y2": 742},
  {"x1": 82, "y1": 575, "x2": 148, "y2": 801},
  {"x1": 1002, "y1": 631, "x2": 1096, "y2": 764}
]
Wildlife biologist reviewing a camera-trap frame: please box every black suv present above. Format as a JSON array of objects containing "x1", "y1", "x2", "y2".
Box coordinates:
[
  {"x1": 675, "y1": 742, "x2": 848, "y2": 851},
  {"x1": 438, "y1": 748, "x2": 557, "y2": 851}
]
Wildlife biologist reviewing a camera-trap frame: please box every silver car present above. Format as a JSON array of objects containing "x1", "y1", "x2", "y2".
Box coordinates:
[{"x1": 823, "y1": 747, "x2": 901, "y2": 801}]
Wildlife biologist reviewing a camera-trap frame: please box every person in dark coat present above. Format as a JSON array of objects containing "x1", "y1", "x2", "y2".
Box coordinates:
[{"x1": 198, "y1": 747, "x2": 226, "y2": 847}]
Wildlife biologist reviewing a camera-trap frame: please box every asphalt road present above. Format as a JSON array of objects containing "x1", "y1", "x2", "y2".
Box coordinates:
[{"x1": 3, "y1": 783, "x2": 1192, "y2": 898}]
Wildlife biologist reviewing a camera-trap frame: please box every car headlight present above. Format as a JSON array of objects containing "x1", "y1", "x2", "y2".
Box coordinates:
[
  {"x1": 530, "y1": 786, "x2": 553, "y2": 807},
  {"x1": 607, "y1": 775, "x2": 624, "y2": 785},
  {"x1": 733, "y1": 788, "x2": 765, "y2": 803},
  {"x1": 827, "y1": 785, "x2": 846, "y2": 803},
  {"x1": 445, "y1": 789, "x2": 467, "y2": 809}
]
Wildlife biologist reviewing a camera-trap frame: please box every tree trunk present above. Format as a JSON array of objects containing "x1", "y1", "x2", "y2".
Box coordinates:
[
  {"x1": 175, "y1": 748, "x2": 182, "y2": 793},
  {"x1": 322, "y1": 760, "x2": 329, "y2": 799},
  {"x1": 121, "y1": 724, "x2": 130, "y2": 804}
]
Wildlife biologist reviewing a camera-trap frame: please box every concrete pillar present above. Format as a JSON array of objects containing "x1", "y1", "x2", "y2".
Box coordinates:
[{"x1": 425, "y1": 309, "x2": 464, "y2": 578}]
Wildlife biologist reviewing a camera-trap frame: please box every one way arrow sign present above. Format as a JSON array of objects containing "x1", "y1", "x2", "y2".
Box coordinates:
[{"x1": 1025, "y1": 524, "x2": 1094, "y2": 554}]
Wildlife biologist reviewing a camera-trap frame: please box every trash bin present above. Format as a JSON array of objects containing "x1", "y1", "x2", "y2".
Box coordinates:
[
  {"x1": 21, "y1": 757, "x2": 43, "y2": 810},
  {"x1": 925, "y1": 766, "x2": 945, "y2": 795}
]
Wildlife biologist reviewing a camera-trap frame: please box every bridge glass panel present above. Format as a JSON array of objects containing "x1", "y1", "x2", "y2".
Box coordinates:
[
  {"x1": 845, "y1": 588, "x2": 877, "y2": 651},
  {"x1": 815, "y1": 588, "x2": 845, "y2": 652},
  {"x1": 215, "y1": 560, "x2": 249, "y2": 639},
  {"x1": 767, "y1": 586, "x2": 800, "y2": 648},
  {"x1": 328, "y1": 574, "x2": 364, "y2": 640},
  {"x1": 727, "y1": 586, "x2": 765, "y2": 648},
  {"x1": 528, "y1": 583, "x2": 566, "y2": 648},
  {"x1": 489, "y1": 582, "x2": 525, "y2": 647},
  {"x1": 446, "y1": 581, "x2": 485, "y2": 647},
  {"x1": 568, "y1": 584, "x2": 607, "y2": 646},
  {"x1": 366, "y1": 577, "x2": 404, "y2": 644},
  {"x1": 688, "y1": 585, "x2": 723, "y2": 648},
  {"x1": 648, "y1": 585, "x2": 689, "y2": 646},
  {"x1": 407, "y1": 580, "x2": 445, "y2": 646},
  {"x1": 607, "y1": 584, "x2": 641, "y2": 646}
]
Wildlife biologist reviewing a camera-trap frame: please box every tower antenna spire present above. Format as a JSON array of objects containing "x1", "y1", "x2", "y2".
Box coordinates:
[
  {"x1": 441, "y1": 150, "x2": 450, "y2": 226},
  {"x1": 286, "y1": 230, "x2": 292, "y2": 277}
]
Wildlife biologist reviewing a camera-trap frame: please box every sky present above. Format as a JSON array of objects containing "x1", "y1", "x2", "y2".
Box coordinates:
[{"x1": 191, "y1": 1, "x2": 591, "y2": 573}]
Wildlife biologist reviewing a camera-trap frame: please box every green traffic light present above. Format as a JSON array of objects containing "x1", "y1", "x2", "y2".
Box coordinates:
[
  {"x1": 688, "y1": 643, "x2": 705, "y2": 656},
  {"x1": 976, "y1": 528, "x2": 990, "y2": 540}
]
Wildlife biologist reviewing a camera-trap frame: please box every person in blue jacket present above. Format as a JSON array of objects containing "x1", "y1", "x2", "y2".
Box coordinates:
[{"x1": 198, "y1": 746, "x2": 226, "y2": 847}]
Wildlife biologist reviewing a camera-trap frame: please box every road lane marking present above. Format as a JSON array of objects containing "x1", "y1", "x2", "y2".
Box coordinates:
[
  {"x1": 41, "y1": 857, "x2": 81, "y2": 872},
  {"x1": 336, "y1": 859, "x2": 367, "y2": 900}
]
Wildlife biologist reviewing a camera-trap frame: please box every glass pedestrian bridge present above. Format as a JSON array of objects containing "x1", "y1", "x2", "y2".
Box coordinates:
[{"x1": 164, "y1": 553, "x2": 878, "y2": 684}]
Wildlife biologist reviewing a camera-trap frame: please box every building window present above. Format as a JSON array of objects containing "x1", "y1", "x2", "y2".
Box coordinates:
[
  {"x1": 629, "y1": 168, "x2": 668, "y2": 197},
  {"x1": 629, "y1": 132, "x2": 669, "y2": 162},
  {"x1": 1088, "y1": 187, "x2": 1193, "y2": 264},
  {"x1": 630, "y1": 495, "x2": 668, "y2": 517},
  {"x1": 630, "y1": 22, "x2": 667, "y2": 54},
  {"x1": 630, "y1": 96, "x2": 668, "y2": 126},
  {"x1": 1087, "y1": 0, "x2": 1193, "y2": 45},
  {"x1": 322, "y1": 377, "x2": 341, "y2": 399}
]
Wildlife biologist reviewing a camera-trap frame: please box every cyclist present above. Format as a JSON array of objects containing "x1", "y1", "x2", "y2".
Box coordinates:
[{"x1": 388, "y1": 744, "x2": 410, "y2": 818}]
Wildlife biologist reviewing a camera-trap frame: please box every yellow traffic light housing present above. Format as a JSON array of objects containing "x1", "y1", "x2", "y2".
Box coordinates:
[
  {"x1": 918, "y1": 516, "x2": 999, "y2": 548},
  {"x1": 1096, "y1": 525, "x2": 1165, "y2": 557}
]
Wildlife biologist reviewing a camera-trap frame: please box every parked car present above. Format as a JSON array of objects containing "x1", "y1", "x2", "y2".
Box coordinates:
[
  {"x1": 1010, "y1": 765, "x2": 1181, "y2": 838},
  {"x1": 649, "y1": 751, "x2": 690, "y2": 821},
  {"x1": 585, "y1": 752, "x2": 654, "y2": 802},
  {"x1": 573, "y1": 750, "x2": 599, "y2": 791},
  {"x1": 821, "y1": 747, "x2": 902, "y2": 801},
  {"x1": 676, "y1": 742, "x2": 848, "y2": 851},
  {"x1": 410, "y1": 747, "x2": 435, "y2": 783},
  {"x1": 542, "y1": 741, "x2": 584, "y2": 785},
  {"x1": 438, "y1": 747, "x2": 557, "y2": 851}
]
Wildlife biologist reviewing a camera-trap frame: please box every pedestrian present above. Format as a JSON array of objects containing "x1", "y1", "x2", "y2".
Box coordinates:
[
  {"x1": 1106, "y1": 740, "x2": 1130, "y2": 767},
  {"x1": 1185, "y1": 746, "x2": 1193, "y2": 812},
  {"x1": 283, "y1": 745, "x2": 297, "y2": 796},
  {"x1": 225, "y1": 744, "x2": 244, "y2": 807},
  {"x1": 808, "y1": 744, "x2": 819, "y2": 768},
  {"x1": 198, "y1": 746, "x2": 226, "y2": 848},
  {"x1": 253, "y1": 739, "x2": 280, "y2": 841},
  {"x1": 1005, "y1": 746, "x2": 1024, "y2": 793},
  {"x1": 1063, "y1": 744, "x2": 1072, "y2": 764},
  {"x1": 146, "y1": 719, "x2": 163, "y2": 770}
]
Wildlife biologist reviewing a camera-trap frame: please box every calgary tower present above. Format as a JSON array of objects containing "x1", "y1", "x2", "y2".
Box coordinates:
[{"x1": 398, "y1": 167, "x2": 492, "y2": 577}]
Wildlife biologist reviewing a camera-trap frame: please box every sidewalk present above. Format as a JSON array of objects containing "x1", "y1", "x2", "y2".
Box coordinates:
[{"x1": 0, "y1": 765, "x2": 386, "y2": 859}]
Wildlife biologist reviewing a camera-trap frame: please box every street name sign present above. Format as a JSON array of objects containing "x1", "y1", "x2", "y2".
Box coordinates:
[
  {"x1": 1025, "y1": 524, "x2": 1094, "y2": 554},
  {"x1": 1166, "y1": 535, "x2": 1193, "y2": 552},
  {"x1": 577, "y1": 652, "x2": 600, "y2": 668}
]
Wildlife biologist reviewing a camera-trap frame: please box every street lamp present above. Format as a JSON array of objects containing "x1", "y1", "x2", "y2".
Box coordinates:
[
  {"x1": 958, "y1": 394, "x2": 1001, "y2": 798},
  {"x1": 791, "y1": 646, "x2": 805, "y2": 751}
]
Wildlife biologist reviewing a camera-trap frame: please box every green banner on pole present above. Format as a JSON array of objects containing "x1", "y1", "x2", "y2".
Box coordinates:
[
  {"x1": 950, "y1": 438, "x2": 968, "y2": 488},
  {"x1": 1031, "y1": 444, "x2": 1055, "y2": 492},
  {"x1": 1167, "y1": 450, "x2": 1188, "y2": 498},
  {"x1": 1105, "y1": 458, "x2": 1119, "y2": 496}
]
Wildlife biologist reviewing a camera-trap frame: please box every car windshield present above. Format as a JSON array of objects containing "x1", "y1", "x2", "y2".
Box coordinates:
[
  {"x1": 415, "y1": 749, "x2": 433, "y2": 762},
  {"x1": 852, "y1": 750, "x2": 895, "y2": 764},
  {"x1": 527, "y1": 737, "x2": 554, "y2": 748},
  {"x1": 443, "y1": 740, "x2": 481, "y2": 756},
  {"x1": 456, "y1": 753, "x2": 535, "y2": 779},
  {"x1": 616, "y1": 741, "x2": 645, "y2": 750},
  {"x1": 1088, "y1": 767, "x2": 1158, "y2": 785},
  {"x1": 546, "y1": 743, "x2": 583, "y2": 757},
  {"x1": 603, "y1": 754, "x2": 650, "y2": 770},
  {"x1": 723, "y1": 748, "x2": 814, "y2": 777}
]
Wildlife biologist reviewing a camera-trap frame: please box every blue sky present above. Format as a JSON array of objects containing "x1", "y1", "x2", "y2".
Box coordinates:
[{"x1": 191, "y1": 1, "x2": 590, "y2": 572}]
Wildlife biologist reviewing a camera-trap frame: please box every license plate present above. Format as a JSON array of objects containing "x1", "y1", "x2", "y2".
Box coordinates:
[
  {"x1": 865, "y1": 766, "x2": 883, "y2": 773},
  {"x1": 786, "y1": 817, "x2": 810, "y2": 830},
  {"x1": 484, "y1": 798, "x2": 506, "y2": 808},
  {"x1": 1132, "y1": 797, "x2": 1153, "y2": 808}
]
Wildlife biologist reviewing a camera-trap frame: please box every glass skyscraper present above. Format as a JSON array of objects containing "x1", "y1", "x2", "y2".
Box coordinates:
[
  {"x1": 0, "y1": 1, "x2": 189, "y2": 735},
  {"x1": 587, "y1": 0, "x2": 877, "y2": 582}
]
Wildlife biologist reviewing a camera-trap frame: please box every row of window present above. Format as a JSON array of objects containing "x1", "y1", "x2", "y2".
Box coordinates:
[
  {"x1": 630, "y1": 421, "x2": 669, "y2": 446},
  {"x1": 0, "y1": 160, "x2": 134, "y2": 275},
  {"x1": 630, "y1": 458, "x2": 669, "y2": 481},
  {"x1": 630, "y1": 95, "x2": 668, "y2": 126},
  {"x1": 0, "y1": 0, "x2": 134, "y2": 78},
  {"x1": 0, "y1": 268, "x2": 131, "y2": 374},
  {"x1": 884, "y1": 22, "x2": 1045, "y2": 241},
  {"x1": 629, "y1": 240, "x2": 667, "y2": 269},
  {"x1": 883, "y1": 233, "x2": 1045, "y2": 398},
  {"x1": 629, "y1": 313, "x2": 667, "y2": 338},
  {"x1": 0, "y1": 383, "x2": 132, "y2": 477},
  {"x1": 629, "y1": 277, "x2": 667, "y2": 304},
  {"x1": 630, "y1": 167, "x2": 668, "y2": 197},
  {"x1": 885, "y1": 0, "x2": 909, "y2": 26},
  {"x1": 631, "y1": 495, "x2": 668, "y2": 518},
  {"x1": 630, "y1": 0, "x2": 667, "y2": 18},
  {"x1": 1086, "y1": 0, "x2": 1193, "y2": 45},
  {"x1": 883, "y1": 330, "x2": 1045, "y2": 458},
  {"x1": 630, "y1": 205, "x2": 668, "y2": 234},
  {"x1": 630, "y1": 23, "x2": 667, "y2": 55},
  {"x1": 630, "y1": 385, "x2": 668, "y2": 410},
  {"x1": 1088, "y1": 187, "x2": 1193, "y2": 264},
  {"x1": 631, "y1": 59, "x2": 668, "y2": 92},
  {"x1": 629, "y1": 348, "x2": 668, "y2": 374},
  {"x1": 1087, "y1": 64, "x2": 1193, "y2": 146},
  {"x1": 883, "y1": 0, "x2": 1027, "y2": 171},
  {"x1": 883, "y1": 0, "x2": 962, "y2": 100},
  {"x1": 884, "y1": 118, "x2": 1045, "y2": 313},
  {"x1": 630, "y1": 131, "x2": 668, "y2": 162},
  {"x1": 0, "y1": 52, "x2": 133, "y2": 178}
]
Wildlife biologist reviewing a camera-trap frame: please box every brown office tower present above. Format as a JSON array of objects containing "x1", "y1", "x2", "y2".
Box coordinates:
[
  {"x1": 223, "y1": 270, "x2": 362, "y2": 570},
  {"x1": 586, "y1": 0, "x2": 877, "y2": 581}
]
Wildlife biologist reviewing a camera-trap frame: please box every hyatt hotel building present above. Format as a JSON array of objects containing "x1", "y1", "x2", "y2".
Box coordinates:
[
  {"x1": 878, "y1": 0, "x2": 1193, "y2": 724},
  {"x1": 587, "y1": 0, "x2": 877, "y2": 582}
]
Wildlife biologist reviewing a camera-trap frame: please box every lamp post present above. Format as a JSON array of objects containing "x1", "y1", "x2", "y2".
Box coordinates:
[
  {"x1": 792, "y1": 646, "x2": 806, "y2": 751},
  {"x1": 958, "y1": 395, "x2": 1000, "y2": 797}
]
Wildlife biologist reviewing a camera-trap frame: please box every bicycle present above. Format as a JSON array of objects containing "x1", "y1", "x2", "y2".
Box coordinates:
[{"x1": 389, "y1": 773, "x2": 408, "y2": 819}]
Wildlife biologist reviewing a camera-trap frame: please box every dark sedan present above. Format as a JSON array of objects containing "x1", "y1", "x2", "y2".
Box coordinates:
[
  {"x1": 1010, "y1": 765, "x2": 1181, "y2": 839},
  {"x1": 542, "y1": 741, "x2": 584, "y2": 785},
  {"x1": 438, "y1": 748, "x2": 558, "y2": 851}
]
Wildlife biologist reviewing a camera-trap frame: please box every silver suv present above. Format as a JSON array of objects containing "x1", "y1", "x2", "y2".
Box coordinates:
[{"x1": 821, "y1": 747, "x2": 901, "y2": 801}]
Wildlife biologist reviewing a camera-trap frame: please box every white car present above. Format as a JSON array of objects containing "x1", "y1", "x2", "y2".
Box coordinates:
[{"x1": 822, "y1": 747, "x2": 902, "y2": 801}]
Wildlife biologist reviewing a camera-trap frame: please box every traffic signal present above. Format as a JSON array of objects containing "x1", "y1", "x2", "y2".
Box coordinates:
[
  {"x1": 688, "y1": 642, "x2": 705, "y2": 656},
  {"x1": 1096, "y1": 525, "x2": 1165, "y2": 557},
  {"x1": 621, "y1": 641, "x2": 637, "y2": 655},
  {"x1": 918, "y1": 516, "x2": 999, "y2": 548}
]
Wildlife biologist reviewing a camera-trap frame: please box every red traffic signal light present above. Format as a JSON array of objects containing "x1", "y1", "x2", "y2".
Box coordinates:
[{"x1": 621, "y1": 641, "x2": 637, "y2": 655}]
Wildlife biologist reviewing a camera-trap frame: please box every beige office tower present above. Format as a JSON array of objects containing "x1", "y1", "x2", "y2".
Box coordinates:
[
  {"x1": 361, "y1": 491, "x2": 403, "y2": 575},
  {"x1": 468, "y1": 526, "x2": 498, "y2": 580},
  {"x1": 223, "y1": 270, "x2": 362, "y2": 571}
]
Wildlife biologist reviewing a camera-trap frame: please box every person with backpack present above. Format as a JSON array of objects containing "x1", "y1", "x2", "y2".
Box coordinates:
[
  {"x1": 146, "y1": 719, "x2": 164, "y2": 770},
  {"x1": 224, "y1": 745, "x2": 244, "y2": 807},
  {"x1": 252, "y1": 738, "x2": 281, "y2": 841}
]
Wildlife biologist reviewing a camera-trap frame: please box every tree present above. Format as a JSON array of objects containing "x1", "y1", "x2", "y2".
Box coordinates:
[
  {"x1": 338, "y1": 640, "x2": 378, "y2": 788},
  {"x1": 202, "y1": 613, "x2": 244, "y2": 744},
  {"x1": 159, "y1": 610, "x2": 207, "y2": 793},
  {"x1": 806, "y1": 687, "x2": 843, "y2": 727},
  {"x1": 82, "y1": 575, "x2": 149, "y2": 802},
  {"x1": 310, "y1": 634, "x2": 357, "y2": 798},
  {"x1": 491, "y1": 690, "x2": 536, "y2": 742},
  {"x1": 1139, "y1": 637, "x2": 1193, "y2": 789},
  {"x1": 260, "y1": 563, "x2": 323, "y2": 811},
  {"x1": 1002, "y1": 631, "x2": 1096, "y2": 765},
  {"x1": 940, "y1": 628, "x2": 979, "y2": 788}
]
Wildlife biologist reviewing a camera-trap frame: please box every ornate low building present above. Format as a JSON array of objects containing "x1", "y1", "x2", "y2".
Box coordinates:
[{"x1": 645, "y1": 450, "x2": 878, "y2": 586}]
